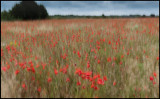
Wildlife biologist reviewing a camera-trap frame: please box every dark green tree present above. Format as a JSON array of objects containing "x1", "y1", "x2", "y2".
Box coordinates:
[
  {"x1": 10, "y1": 1, "x2": 48, "y2": 20},
  {"x1": 39, "y1": 4, "x2": 48, "y2": 19},
  {"x1": 1, "y1": 10, "x2": 13, "y2": 20},
  {"x1": 150, "y1": 14, "x2": 155, "y2": 17},
  {"x1": 102, "y1": 14, "x2": 105, "y2": 18},
  {"x1": 142, "y1": 14, "x2": 146, "y2": 18}
]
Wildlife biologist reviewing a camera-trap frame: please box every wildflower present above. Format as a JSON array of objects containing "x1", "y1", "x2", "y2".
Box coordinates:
[
  {"x1": 86, "y1": 71, "x2": 92, "y2": 80},
  {"x1": 27, "y1": 67, "x2": 31, "y2": 72},
  {"x1": 113, "y1": 81, "x2": 116, "y2": 86},
  {"x1": 48, "y1": 77, "x2": 52, "y2": 83},
  {"x1": 1, "y1": 67, "x2": 7, "y2": 72},
  {"x1": 54, "y1": 68, "x2": 58, "y2": 75},
  {"x1": 97, "y1": 60, "x2": 100, "y2": 64},
  {"x1": 66, "y1": 78, "x2": 70, "y2": 82},
  {"x1": 94, "y1": 86, "x2": 99, "y2": 90},
  {"x1": 7, "y1": 64, "x2": 10, "y2": 69},
  {"x1": 87, "y1": 63, "x2": 90, "y2": 68},
  {"x1": 121, "y1": 55, "x2": 124, "y2": 59},
  {"x1": 97, "y1": 78, "x2": 104, "y2": 85},
  {"x1": 153, "y1": 81, "x2": 156, "y2": 85},
  {"x1": 150, "y1": 76, "x2": 154, "y2": 81},
  {"x1": 108, "y1": 40, "x2": 111, "y2": 45},
  {"x1": 107, "y1": 57, "x2": 112, "y2": 62},
  {"x1": 103, "y1": 76, "x2": 107, "y2": 81},
  {"x1": 36, "y1": 64, "x2": 40, "y2": 68},
  {"x1": 153, "y1": 72, "x2": 157, "y2": 77},
  {"x1": 42, "y1": 63, "x2": 46, "y2": 70},
  {"x1": 32, "y1": 76, "x2": 35, "y2": 81},
  {"x1": 113, "y1": 57, "x2": 117, "y2": 61},
  {"x1": 22, "y1": 83, "x2": 26, "y2": 89},
  {"x1": 77, "y1": 51, "x2": 81, "y2": 57},
  {"x1": 157, "y1": 57, "x2": 159, "y2": 61},
  {"x1": 91, "y1": 82, "x2": 94, "y2": 88},
  {"x1": 77, "y1": 81, "x2": 81, "y2": 86},
  {"x1": 119, "y1": 61, "x2": 122, "y2": 65},
  {"x1": 103, "y1": 38, "x2": 105, "y2": 42},
  {"x1": 87, "y1": 61, "x2": 90, "y2": 68},
  {"x1": 75, "y1": 69, "x2": 82, "y2": 76},
  {"x1": 85, "y1": 71, "x2": 92, "y2": 77},
  {"x1": 31, "y1": 67, "x2": 35, "y2": 73},
  {"x1": 15, "y1": 70, "x2": 20, "y2": 75},
  {"x1": 112, "y1": 63, "x2": 115, "y2": 67},
  {"x1": 37, "y1": 87, "x2": 41, "y2": 92},
  {"x1": 94, "y1": 55, "x2": 97, "y2": 59},
  {"x1": 143, "y1": 50, "x2": 146, "y2": 54},
  {"x1": 82, "y1": 85, "x2": 86, "y2": 89}
]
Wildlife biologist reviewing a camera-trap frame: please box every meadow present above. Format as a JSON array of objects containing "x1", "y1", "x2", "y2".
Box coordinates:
[{"x1": 1, "y1": 18, "x2": 159, "y2": 98}]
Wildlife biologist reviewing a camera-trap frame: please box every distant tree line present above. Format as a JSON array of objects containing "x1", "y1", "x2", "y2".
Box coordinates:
[
  {"x1": 1, "y1": 1, "x2": 48, "y2": 20},
  {"x1": 48, "y1": 14, "x2": 158, "y2": 19}
]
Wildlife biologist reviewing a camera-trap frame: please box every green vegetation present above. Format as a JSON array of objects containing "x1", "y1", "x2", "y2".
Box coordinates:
[{"x1": 1, "y1": 1, "x2": 48, "y2": 21}]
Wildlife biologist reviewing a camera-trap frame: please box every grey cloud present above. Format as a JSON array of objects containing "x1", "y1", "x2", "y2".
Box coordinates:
[{"x1": 1, "y1": 1, "x2": 159, "y2": 15}]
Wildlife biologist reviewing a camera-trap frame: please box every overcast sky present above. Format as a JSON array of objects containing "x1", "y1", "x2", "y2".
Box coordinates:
[{"x1": 1, "y1": 1, "x2": 159, "y2": 16}]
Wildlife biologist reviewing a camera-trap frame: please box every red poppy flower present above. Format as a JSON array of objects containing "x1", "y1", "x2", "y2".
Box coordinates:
[
  {"x1": 22, "y1": 83, "x2": 26, "y2": 89},
  {"x1": 121, "y1": 55, "x2": 124, "y2": 59},
  {"x1": 113, "y1": 57, "x2": 117, "y2": 61},
  {"x1": 94, "y1": 86, "x2": 99, "y2": 90},
  {"x1": 97, "y1": 78, "x2": 104, "y2": 85},
  {"x1": 31, "y1": 67, "x2": 35, "y2": 73},
  {"x1": 32, "y1": 76, "x2": 35, "y2": 81},
  {"x1": 82, "y1": 85, "x2": 86, "y2": 89},
  {"x1": 54, "y1": 68, "x2": 58, "y2": 75},
  {"x1": 48, "y1": 77, "x2": 52, "y2": 83},
  {"x1": 91, "y1": 82, "x2": 94, "y2": 88},
  {"x1": 153, "y1": 81, "x2": 156, "y2": 85},
  {"x1": 107, "y1": 57, "x2": 112, "y2": 62},
  {"x1": 108, "y1": 40, "x2": 111, "y2": 45},
  {"x1": 153, "y1": 72, "x2": 157, "y2": 77},
  {"x1": 77, "y1": 51, "x2": 81, "y2": 57},
  {"x1": 75, "y1": 69, "x2": 82, "y2": 76},
  {"x1": 157, "y1": 57, "x2": 159, "y2": 61},
  {"x1": 119, "y1": 61, "x2": 122, "y2": 65},
  {"x1": 37, "y1": 87, "x2": 41, "y2": 92},
  {"x1": 103, "y1": 76, "x2": 107, "y2": 81},
  {"x1": 97, "y1": 60, "x2": 100, "y2": 64},
  {"x1": 113, "y1": 81, "x2": 116, "y2": 86},
  {"x1": 94, "y1": 55, "x2": 97, "y2": 60},
  {"x1": 15, "y1": 70, "x2": 20, "y2": 75},
  {"x1": 87, "y1": 61, "x2": 90, "y2": 68},
  {"x1": 66, "y1": 78, "x2": 70, "y2": 82},
  {"x1": 77, "y1": 81, "x2": 81, "y2": 86},
  {"x1": 150, "y1": 76, "x2": 154, "y2": 81},
  {"x1": 1, "y1": 67, "x2": 7, "y2": 72},
  {"x1": 27, "y1": 67, "x2": 31, "y2": 72}
]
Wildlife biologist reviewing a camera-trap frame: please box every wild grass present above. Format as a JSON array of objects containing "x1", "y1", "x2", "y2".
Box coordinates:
[{"x1": 1, "y1": 18, "x2": 159, "y2": 98}]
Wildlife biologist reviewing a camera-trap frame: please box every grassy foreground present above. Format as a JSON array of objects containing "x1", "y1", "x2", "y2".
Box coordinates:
[{"x1": 1, "y1": 18, "x2": 159, "y2": 98}]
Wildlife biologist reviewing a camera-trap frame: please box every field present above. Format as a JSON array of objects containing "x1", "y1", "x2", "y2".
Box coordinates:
[{"x1": 1, "y1": 18, "x2": 159, "y2": 98}]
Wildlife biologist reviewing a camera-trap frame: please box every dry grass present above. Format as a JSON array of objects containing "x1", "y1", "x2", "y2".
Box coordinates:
[{"x1": 1, "y1": 18, "x2": 159, "y2": 98}]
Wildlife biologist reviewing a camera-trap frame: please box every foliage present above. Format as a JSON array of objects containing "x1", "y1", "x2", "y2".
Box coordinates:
[
  {"x1": 1, "y1": 10, "x2": 14, "y2": 21},
  {"x1": 150, "y1": 14, "x2": 155, "y2": 17},
  {"x1": 10, "y1": 1, "x2": 48, "y2": 20}
]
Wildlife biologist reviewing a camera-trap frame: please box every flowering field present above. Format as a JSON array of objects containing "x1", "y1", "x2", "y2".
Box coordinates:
[{"x1": 1, "y1": 18, "x2": 159, "y2": 98}]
